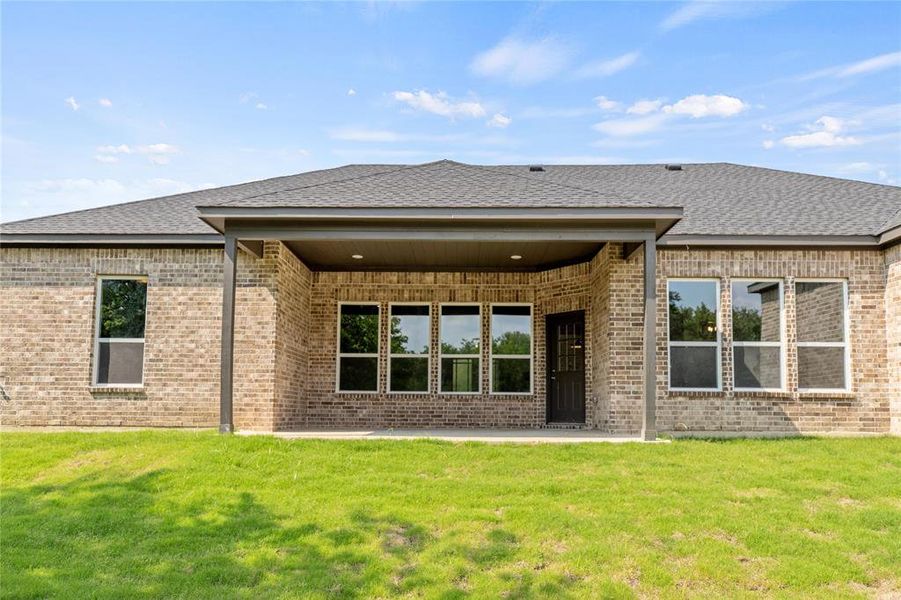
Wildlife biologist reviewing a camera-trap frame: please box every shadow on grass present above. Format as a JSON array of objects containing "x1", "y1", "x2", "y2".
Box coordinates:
[{"x1": 2, "y1": 470, "x2": 576, "y2": 598}]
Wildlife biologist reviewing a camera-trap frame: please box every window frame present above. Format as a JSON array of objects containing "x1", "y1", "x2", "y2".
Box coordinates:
[
  {"x1": 731, "y1": 278, "x2": 786, "y2": 392},
  {"x1": 438, "y1": 302, "x2": 482, "y2": 395},
  {"x1": 335, "y1": 301, "x2": 381, "y2": 394},
  {"x1": 92, "y1": 275, "x2": 148, "y2": 388},
  {"x1": 387, "y1": 302, "x2": 431, "y2": 395},
  {"x1": 795, "y1": 278, "x2": 851, "y2": 393},
  {"x1": 666, "y1": 278, "x2": 722, "y2": 392},
  {"x1": 489, "y1": 302, "x2": 534, "y2": 396}
]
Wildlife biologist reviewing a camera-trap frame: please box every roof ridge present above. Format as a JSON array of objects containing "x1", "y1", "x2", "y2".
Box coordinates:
[
  {"x1": 217, "y1": 162, "x2": 446, "y2": 205},
  {"x1": 879, "y1": 204, "x2": 901, "y2": 234},
  {"x1": 0, "y1": 164, "x2": 383, "y2": 227}
]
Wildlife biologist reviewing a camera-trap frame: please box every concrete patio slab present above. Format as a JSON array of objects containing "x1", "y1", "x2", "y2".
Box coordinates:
[{"x1": 239, "y1": 429, "x2": 669, "y2": 444}]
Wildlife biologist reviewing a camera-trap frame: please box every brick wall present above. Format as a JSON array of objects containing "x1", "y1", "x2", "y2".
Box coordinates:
[
  {"x1": 0, "y1": 243, "x2": 309, "y2": 429},
  {"x1": 1, "y1": 243, "x2": 895, "y2": 435},
  {"x1": 302, "y1": 263, "x2": 592, "y2": 428},
  {"x1": 273, "y1": 243, "x2": 313, "y2": 430},
  {"x1": 587, "y1": 243, "x2": 645, "y2": 435},
  {"x1": 1, "y1": 246, "x2": 223, "y2": 426},
  {"x1": 656, "y1": 248, "x2": 891, "y2": 434},
  {"x1": 886, "y1": 244, "x2": 901, "y2": 435}
]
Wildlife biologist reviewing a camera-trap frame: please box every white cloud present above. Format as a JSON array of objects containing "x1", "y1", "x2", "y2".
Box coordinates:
[
  {"x1": 660, "y1": 2, "x2": 719, "y2": 30},
  {"x1": 139, "y1": 143, "x2": 180, "y2": 164},
  {"x1": 347, "y1": 88, "x2": 357, "y2": 96},
  {"x1": 239, "y1": 91, "x2": 258, "y2": 104},
  {"x1": 470, "y1": 36, "x2": 572, "y2": 85},
  {"x1": 801, "y1": 51, "x2": 901, "y2": 80},
  {"x1": 64, "y1": 96, "x2": 80, "y2": 111},
  {"x1": 98, "y1": 98, "x2": 113, "y2": 108},
  {"x1": 762, "y1": 140, "x2": 775, "y2": 150},
  {"x1": 592, "y1": 93, "x2": 749, "y2": 139},
  {"x1": 781, "y1": 131, "x2": 860, "y2": 148},
  {"x1": 814, "y1": 115, "x2": 844, "y2": 133},
  {"x1": 392, "y1": 90, "x2": 486, "y2": 119},
  {"x1": 761, "y1": 123, "x2": 776, "y2": 132},
  {"x1": 574, "y1": 51, "x2": 640, "y2": 78},
  {"x1": 779, "y1": 116, "x2": 861, "y2": 148},
  {"x1": 255, "y1": 102, "x2": 268, "y2": 110},
  {"x1": 662, "y1": 94, "x2": 747, "y2": 118},
  {"x1": 97, "y1": 144, "x2": 133, "y2": 154},
  {"x1": 592, "y1": 114, "x2": 668, "y2": 137},
  {"x1": 627, "y1": 99, "x2": 664, "y2": 115},
  {"x1": 594, "y1": 96, "x2": 621, "y2": 111},
  {"x1": 487, "y1": 113, "x2": 512, "y2": 128},
  {"x1": 94, "y1": 143, "x2": 180, "y2": 164},
  {"x1": 838, "y1": 51, "x2": 901, "y2": 76},
  {"x1": 660, "y1": 1, "x2": 779, "y2": 31}
]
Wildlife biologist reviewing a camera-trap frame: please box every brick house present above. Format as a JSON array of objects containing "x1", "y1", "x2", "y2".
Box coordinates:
[{"x1": 1, "y1": 160, "x2": 899, "y2": 439}]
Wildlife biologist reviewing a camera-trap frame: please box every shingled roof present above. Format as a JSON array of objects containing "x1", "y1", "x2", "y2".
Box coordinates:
[{"x1": 2, "y1": 160, "x2": 899, "y2": 242}]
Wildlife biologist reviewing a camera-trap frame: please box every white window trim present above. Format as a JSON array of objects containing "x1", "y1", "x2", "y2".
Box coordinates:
[
  {"x1": 92, "y1": 275, "x2": 148, "y2": 388},
  {"x1": 489, "y1": 302, "x2": 534, "y2": 395},
  {"x1": 795, "y1": 278, "x2": 851, "y2": 393},
  {"x1": 667, "y1": 278, "x2": 722, "y2": 392},
  {"x1": 438, "y1": 302, "x2": 482, "y2": 395},
  {"x1": 387, "y1": 302, "x2": 431, "y2": 395},
  {"x1": 336, "y1": 301, "x2": 381, "y2": 394},
  {"x1": 731, "y1": 278, "x2": 786, "y2": 392}
]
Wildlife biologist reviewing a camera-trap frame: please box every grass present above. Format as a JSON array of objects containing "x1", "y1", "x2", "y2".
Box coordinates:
[{"x1": 1, "y1": 432, "x2": 899, "y2": 599}]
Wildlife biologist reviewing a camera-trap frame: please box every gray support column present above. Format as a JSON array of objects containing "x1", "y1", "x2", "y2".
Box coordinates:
[
  {"x1": 642, "y1": 238, "x2": 657, "y2": 441},
  {"x1": 219, "y1": 233, "x2": 237, "y2": 434}
]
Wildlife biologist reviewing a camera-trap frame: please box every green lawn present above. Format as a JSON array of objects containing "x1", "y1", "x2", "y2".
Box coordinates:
[{"x1": 1, "y1": 432, "x2": 899, "y2": 599}]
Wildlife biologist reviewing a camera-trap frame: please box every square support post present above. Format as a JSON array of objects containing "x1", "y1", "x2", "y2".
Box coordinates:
[
  {"x1": 219, "y1": 234, "x2": 237, "y2": 434},
  {"x1": 642, "y1": 238, "x2": 657, "y2": 441}
]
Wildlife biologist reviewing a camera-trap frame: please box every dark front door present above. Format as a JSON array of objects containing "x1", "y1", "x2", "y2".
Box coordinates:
[{"x1": 546, "y1": 311, "x2": 586, "y2": 423}]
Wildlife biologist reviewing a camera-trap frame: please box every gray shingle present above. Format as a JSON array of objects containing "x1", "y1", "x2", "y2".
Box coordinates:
[
  {"x1": 216, "y1": 160, "x2": 657, "y2": 208},
  {"x1": 488, "y1": 163, "x2": 901, "y2": 236},
  {"x1": 3, "y1": 160, "x2": 899, "y2": 238}
]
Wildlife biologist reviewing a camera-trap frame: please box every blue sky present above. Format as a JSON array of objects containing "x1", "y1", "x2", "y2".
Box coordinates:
[{"x1": 2, "y1": 1, "x2": 900, "y2": 222}]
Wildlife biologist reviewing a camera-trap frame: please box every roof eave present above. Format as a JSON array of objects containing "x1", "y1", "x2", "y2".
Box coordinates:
[
  {"x1": 0, "y1": 233, "x2": 223, "y2": 246},
  {"x1": 658, "y1": 233, "x2": 882, "y2": 248},
  {"x1": 195, "y1": 205, "x2": 686, "y2": 237},
  {"x1": 878, "y1": 224, "x2": 901, "y2": 247}
]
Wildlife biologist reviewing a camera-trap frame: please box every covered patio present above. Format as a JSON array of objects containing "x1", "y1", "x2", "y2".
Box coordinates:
[
  {"x1": 195, "y1": 161, "x2": 684, "y2": 441},
  {"x1": 197, "y1": 206, "x2": 680, "y2": 442}
]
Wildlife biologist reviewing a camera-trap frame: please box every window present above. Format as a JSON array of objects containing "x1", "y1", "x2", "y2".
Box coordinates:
[
  {"x1": 439, "y1": 304, "x2": 481, "y2": 393},
  {"x1": 438, "y1": 304, "x2": 482, "y2": 394},
  {"x1": 668, "y1": 279, "x2": 721, "y2": 390},
  {"x1": 337, "y1": 303, "x2": 380, "y2": 392},
  {"x1": 490, "y1": 304, "x2": 533, "y2": 394},
  {"x1": 732, "y1": 280, "x2": 784, "y2": 390},
  {"x1": 93, "y1": 276, "x2": 147, "y2": 386},
  {"x1": 389, "y1": 304, "x2": 430, "y2": 393},
  {"x1": 796, "y1": 280, "x2": 849, "y2": 391}
]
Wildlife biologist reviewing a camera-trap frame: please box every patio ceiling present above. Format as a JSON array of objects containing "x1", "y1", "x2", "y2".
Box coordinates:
[{"x1": 282, "y1": 239, "x2": 603, "y2": 271}]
